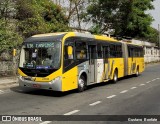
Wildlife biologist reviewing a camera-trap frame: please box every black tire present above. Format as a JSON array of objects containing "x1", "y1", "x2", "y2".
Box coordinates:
[
  {"x1": 112, "y1": 70, "x2": 118, "y2": 83},
  {"x1": 78, "y1": 75, "x2": 86, "y2": 92}
]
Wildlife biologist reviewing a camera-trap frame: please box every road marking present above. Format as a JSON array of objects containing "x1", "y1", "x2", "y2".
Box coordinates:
[
  {"x1": 156, "y1": 78, "x2": 160, "y2": 80},
  {"x1": 39, "y1": 121, "x2": 52, "y2": 124},
  {"x1": 146, "y1": 81, "x2": 151, "y2": 84},
  {"x1": 0, "y1": 90, "x2": 4, "y2": 94},
  {"x1": 64, "y1": 110, "x2": 80, "y2": 115},
  {"x1": 107, "y1": 95, "x2": 116, "y2": 99},
  {"x1": 89, "y1": 101, "x2": 101, "y2": 106},
  {"x1": 131, "y1": 87, "x2": 137, "y2": 90},
  {"x1": 140, "y1": 84, "x2": 145, "y2": 86},
  {"x1": 120, "y1": 90, "x2": 128, "y2": 94},
  {"x1": 152, "y1": 79, "x2": 157, "y2": 82}
]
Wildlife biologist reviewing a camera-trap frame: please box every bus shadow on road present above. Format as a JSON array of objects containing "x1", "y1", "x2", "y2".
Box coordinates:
[
  {"x1": 10, "y1": 75, "x2": 137, "y2": 97},
  {"x1": 10, "y1": 86, "x2": 78, "y2": 97}
]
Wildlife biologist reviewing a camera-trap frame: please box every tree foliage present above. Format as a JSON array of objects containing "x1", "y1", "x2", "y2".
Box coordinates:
[
  {"x1": 0, "y1": 19, "x2": 22, "y2": 52},
  {"x1": 0, "y1": 0, "x2": 22, "y2": 52},
  {"x1": 86, "y1": 0, "x2": 158, "y2": 43},
  {"x1": 0, "y1": 0, "x2": 70, "y2": 52},
  {"x1": 16, "y1": 0, "x2": 70, "y2": 38}
]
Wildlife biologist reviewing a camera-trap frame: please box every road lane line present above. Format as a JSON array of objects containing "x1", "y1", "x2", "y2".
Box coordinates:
[
  {"x1": 131, "y1": 87, "x2": 137, "y2": 90},
  {"x1": 120, "y1": 90, "x2": 128, "y2": 94},
  {"x1": 0, "y1": 90, "x2": 4, "y2": 94},
  {"x1": 64, "y1": 110, "x2": 80, "y2": 115},
  {"x1": 140, "y1": 84, "x2": 145, "y2": 86},
  {"x1": 152, "y1": 79, "x2": 157, "y2": 82},
  {"x1": 40, "y1": 121, "x2": 52, "y2": 124},
  {"x1": 107, "y1": 95, "x2": 116, "y2": 99},
  {"x1": 89, "y1": 101, "x2": 102, "y2": 106},
  {"x1": 156, "y1": 78, "x2": 160, "y2": 80},
  {"x1": 146, "y1": 81, "x2": 151, "y2": 84}
]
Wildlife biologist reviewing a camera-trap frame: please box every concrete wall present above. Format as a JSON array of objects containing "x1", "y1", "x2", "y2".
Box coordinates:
[{"x1": 0, "y1": 51, "x2": 18, "y2": 76}]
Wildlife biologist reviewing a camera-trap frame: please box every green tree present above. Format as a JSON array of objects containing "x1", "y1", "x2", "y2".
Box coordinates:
[
  {"x1": 86, "y1": 0, "x2": 157, "y2": 42},
  {"x1": 119, "y1": 0, "x2": 155, "y2": 38},
  {"x1": 86, "y1": 0, "x2": 120, "y2": 34},
  {"x1": 16, "y1": 0, "x2": 70, "y2": 38},
  {"x1": 0, "y1": 19, "x2": 22, "y2": 52},
  {"x1": 0, "y1": 0, "x2": 22, "y2": 53},
  {"x1": 0, "y1": 0, "x2": 16, "y2": 21}
]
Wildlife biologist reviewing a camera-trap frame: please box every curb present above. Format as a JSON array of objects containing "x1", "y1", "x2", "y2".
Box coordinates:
[{"x1": 0, "y1": 80, "x2": 18, "y2": 90}]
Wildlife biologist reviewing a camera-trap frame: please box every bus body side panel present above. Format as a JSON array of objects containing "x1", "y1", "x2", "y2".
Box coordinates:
[
  {"x1": 140, "y1": 57, "x2": 145, "y2": 73},
  {"x1": 77, "y1": 61, "x2": 89, "y2": 85},
  {"x1": 96, "y1": 59, "x2": 104, "y2": 83},
  {"x1": 62, "y1": 66, "x2": 78, "y2": 92},
  {"x1": 128, "y1": 58, "x2": 133, "y2": 75},
  {"x1": 135, "y1": 57, "x2": 145, "y2": 74},
  {"x1": 128, "y1": 57, "x2": 144, "y2": 75},
  {"x1": 108, "y1": 58, "x2": 124, "y2": 80},
  {"x1": 102, "y1": 61, "x2": 109, "y2": 81},
  {"x1": 127, "y1": 44, "x2": 145, "y2": 75},
  {"x1": 61, "y1": 32, "x2": 78, "y2": 92},
  {"x1": 97, "y1": 59, "x2": 105, "y2": 83},
  {"x1": 122, "y1": 43, "x2": 128, "y2": 76}
]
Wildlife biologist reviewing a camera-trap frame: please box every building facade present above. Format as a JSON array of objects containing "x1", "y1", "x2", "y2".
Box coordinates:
[{"x1": 131, "y1": 39, "x2": 160, "y2": 63}]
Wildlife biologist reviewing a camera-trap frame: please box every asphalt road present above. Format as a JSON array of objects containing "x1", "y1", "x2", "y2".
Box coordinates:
[{"x1": 0, "y1": 63, "x2": 160, "y2": 124}]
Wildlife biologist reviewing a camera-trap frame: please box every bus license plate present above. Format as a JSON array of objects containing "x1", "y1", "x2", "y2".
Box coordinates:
[{"x1": 33, "y1": 84, "x2": 41, "y2": 88}]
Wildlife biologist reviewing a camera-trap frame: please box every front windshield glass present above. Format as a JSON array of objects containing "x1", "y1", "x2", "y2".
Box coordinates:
[{"x1": 19, "y1": 42, "x2": 61, "y2": 69}]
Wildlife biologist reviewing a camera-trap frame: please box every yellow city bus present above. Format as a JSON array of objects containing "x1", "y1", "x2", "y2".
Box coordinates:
[{"x1": 18, "y1": 32, "x2": 145, "y2": 92}]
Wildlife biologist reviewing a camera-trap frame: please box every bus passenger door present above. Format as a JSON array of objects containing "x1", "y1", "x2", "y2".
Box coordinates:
[
  {"x1": 88, "y1": 45, "x2": 96, "y2": 83},
  {"x1": 96, "y1": 45, "x2": 104, "y2": 83}
]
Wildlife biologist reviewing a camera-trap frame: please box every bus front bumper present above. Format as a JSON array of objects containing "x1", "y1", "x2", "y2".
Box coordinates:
[{"x1": 18, "y1": 76, "x2": 62, "y2": 91}]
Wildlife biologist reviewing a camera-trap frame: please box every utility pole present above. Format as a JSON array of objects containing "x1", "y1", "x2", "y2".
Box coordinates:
[{"x1": 158, "y1": 24, "x2": 160, "y2": 48}]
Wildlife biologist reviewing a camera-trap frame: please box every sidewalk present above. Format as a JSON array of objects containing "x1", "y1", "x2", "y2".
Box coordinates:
[{"x1": 0, "y1": 76, "x2": 18, "y2": 90}]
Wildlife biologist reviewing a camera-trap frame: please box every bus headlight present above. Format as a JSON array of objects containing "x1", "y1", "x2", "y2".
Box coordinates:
[{"x1": 50, "y1": 76, "x2": 62, "y2": 84}]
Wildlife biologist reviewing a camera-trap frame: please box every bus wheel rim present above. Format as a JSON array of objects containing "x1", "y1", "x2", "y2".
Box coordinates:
[
  {"x1": 114, "y1": 73, "x2": 117, "y2": 81},
  {"x1": 136, "y1": 70, "x2": 139, "y2": 75},
  {"x1": 79, "y1": 79, "x2": 84, "y2": 89}
]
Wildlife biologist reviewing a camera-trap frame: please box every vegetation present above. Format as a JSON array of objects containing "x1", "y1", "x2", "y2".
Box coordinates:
[
  {"x1": 86, "y1": 0, "x2": 158, "y2": 43},
  {"x1": 0, "y1": 0, "x2": 22, "y2": 52},
  {"x1": 16, "y1": 0, "x2": 70, "y2": 38},
  {"x1": 0, "y1": 0, "x2": 70, "y2": 53},
  {"x1": 0, "y1": 0, "x2": 159, "y2": 53}
]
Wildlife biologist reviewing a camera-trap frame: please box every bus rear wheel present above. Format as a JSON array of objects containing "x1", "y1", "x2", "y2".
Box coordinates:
[
  {"x1": 135, "y1": 67, "x2": 139, "y2": 77},
  {"x1": 112, "y1": 70, "x2": 118, "y2": 83},
  {"x1": 78, "y1": 75, "x2": 86, "y2": 92}
]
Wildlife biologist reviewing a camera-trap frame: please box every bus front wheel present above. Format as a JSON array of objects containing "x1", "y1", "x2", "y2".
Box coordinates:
[{"x1": 78, "y1": 75, "x2": 86, "y2": 92}]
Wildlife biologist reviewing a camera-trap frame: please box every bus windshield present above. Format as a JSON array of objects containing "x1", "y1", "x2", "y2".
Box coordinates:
[{"x1": 19, "y1": 42, "x2": 61, "y2": 70}]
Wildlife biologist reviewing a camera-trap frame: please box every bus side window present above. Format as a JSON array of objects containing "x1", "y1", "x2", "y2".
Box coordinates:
[
  {"x1": 97, "y1": 44, "x2": 102, "y2": 59},
  {"x1": 103, "y1": 46, "x2": 109, "y2": 63},
  {"x1": 76, "y1": 42, "x2": 87, "y2": 59},
  {"x1": 64, "y1": 39, "x2": 75, "y2": 68}
]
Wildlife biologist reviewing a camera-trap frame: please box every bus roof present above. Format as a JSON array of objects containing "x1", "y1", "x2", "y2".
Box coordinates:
[
  {"x1": 94, "y1": 35, "x2": 118, "y2": 42},
  {"x1": 31, "y1": 32, "x2": 118, "y2": 42},
  {"x1": 124, "y1": 42, "x2": 143, "y2": 47},
  {"x1": 31, "y1": 32, "x2": 67, "y2": 37}
]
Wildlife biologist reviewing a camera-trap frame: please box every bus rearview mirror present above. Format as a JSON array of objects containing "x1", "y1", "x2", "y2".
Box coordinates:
[{"x1": 68, "y1": 46, "x2": 73, "y2": 55}]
